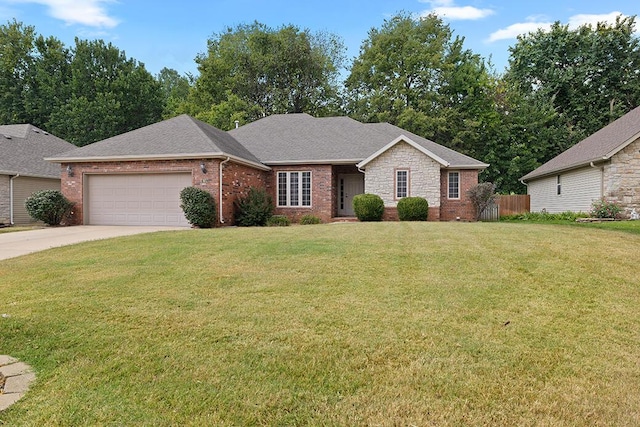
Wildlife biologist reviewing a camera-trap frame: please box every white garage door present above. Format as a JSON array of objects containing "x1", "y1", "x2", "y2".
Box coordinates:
[{"x1": 86, "y1": 173, "x2": 193, "y2": 226}]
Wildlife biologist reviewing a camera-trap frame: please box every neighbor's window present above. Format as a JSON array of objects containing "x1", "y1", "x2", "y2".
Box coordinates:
[
  {"x1": 448, "y1": 171, "x2": 460, "y2": 199},
  {"x1": 557, "y1": 175, "x2": 561, "y2": 195},
  {"x1": 278, "y1": 171, "x2": 311, "y2": 207},
  {"x1": 396, "y1": 169, "x2": 408, "y2": 199}
]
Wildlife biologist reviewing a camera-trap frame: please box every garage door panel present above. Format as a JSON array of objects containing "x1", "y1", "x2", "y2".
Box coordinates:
[{"x1": 87, "y1": 173, "x2": 192, "y2": 226}]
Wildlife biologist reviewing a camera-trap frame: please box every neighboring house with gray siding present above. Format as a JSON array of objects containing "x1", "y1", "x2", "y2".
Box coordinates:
[
  {"x1": 48, "y1": 114, "x2": 488, "y2": 226},
  {"x1": 0, "y1": 125, "x2": 75, "y2": 225},
  {"x1": 521, "y1": 106, "x2": 640, "y2": 216}
]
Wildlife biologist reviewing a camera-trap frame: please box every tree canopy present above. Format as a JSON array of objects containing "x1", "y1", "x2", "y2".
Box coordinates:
[
  {"x1": 0, "y1": 20, "x2": 163, "y2": 146},
  {"x1": 184, "y1": 22, "x2": 346, "y2": 129}
]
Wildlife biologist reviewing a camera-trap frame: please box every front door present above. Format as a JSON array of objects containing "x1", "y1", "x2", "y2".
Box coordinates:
[{"x1": 338, "y1": 174, "x2": 364, "y2": 216}]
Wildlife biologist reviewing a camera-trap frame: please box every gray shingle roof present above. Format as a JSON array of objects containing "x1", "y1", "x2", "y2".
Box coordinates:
[
  {"x1": 522, "y1": 105, "x2": 640, "y2": 181},
  {"x1": 48, "y1": 114, "x2": 265, "y2": 168},
  {"x1": 229, "y1": 113, "x2": 488, "y2": 168},
  {"x1": 0, "y1": 124, "x2": 75, "y2": 178}
]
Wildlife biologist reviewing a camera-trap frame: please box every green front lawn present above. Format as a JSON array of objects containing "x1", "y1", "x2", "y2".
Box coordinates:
[{"x1": 1, "y1": 223, "x2": 639, "y2": 425}]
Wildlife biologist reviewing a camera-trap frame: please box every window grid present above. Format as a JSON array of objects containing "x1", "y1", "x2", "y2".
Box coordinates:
[
  {"x1": 396, "y1": 170, "x2": 408, "y2": 199},
  {"x1": 557, "y1": 175, "x2": 562, "y2": 195},
  {"x1": 448, "y1": 172, "x2": 460, "y2": 199},
  {"x1": 278, "y1": 171, "x2": 312, "y2": 207}
]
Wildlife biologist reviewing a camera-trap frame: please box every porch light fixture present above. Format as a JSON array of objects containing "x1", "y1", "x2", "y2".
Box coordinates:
[
  {"x1": 200, "y1": 162, "x2": 207, "y2": 174},
  {"x1": 66, "y1": 165, "x2": 74, "y2": 177}
]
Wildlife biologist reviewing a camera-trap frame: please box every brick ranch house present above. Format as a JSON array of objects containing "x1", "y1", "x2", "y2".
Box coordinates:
[
  {"x1": 521, "y1": 105, "x2": 640, "y2": 216},
  {"x1": 47, "y1": 114, "x2": 488, "y2": 226}
]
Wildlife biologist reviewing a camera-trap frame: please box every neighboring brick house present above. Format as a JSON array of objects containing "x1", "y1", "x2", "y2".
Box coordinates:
[
  {"x1": 521, "y1": 106, "x2": 640, "y2": 217},
  {"x1": 48, "y1": 114, "x2": 488, "y2": 226},
  {"x1": 0, "y1": 124, "x2": 75, "y2": 225}
]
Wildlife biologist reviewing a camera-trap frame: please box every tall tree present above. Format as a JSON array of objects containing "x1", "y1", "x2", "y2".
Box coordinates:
[
  {"x1": 345, "y1": 12, "x2": 495, "y2": 158},
  {"x1": 507, "y1": 16, "x2": 640, "y2": 138},
  {"x1": 156, "y1": 67, "x2": 193, "y2": 119},
  {"x1": 47, "y1": 38, "x2": 163, "y2": 145},
  {"x1": 0, "y1": 20, "x2": 35, "y2": 124},
  {"x1": 189, "y1": 22, "x2": 345, "y2": 129}
]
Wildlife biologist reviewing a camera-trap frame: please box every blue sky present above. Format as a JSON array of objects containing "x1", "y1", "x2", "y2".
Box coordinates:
[{"x1": 1, "y1": 0, "x2": 638, "y2": 78}]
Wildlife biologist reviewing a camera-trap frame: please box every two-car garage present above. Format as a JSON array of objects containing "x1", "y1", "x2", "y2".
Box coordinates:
[{"x1": 85, "y1": 173, "x2": 192, "y2": 226}]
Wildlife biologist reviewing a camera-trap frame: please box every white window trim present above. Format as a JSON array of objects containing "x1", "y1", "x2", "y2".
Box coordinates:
[
  {"x1": 395, "y1": 169, "x2": 409, "y2": 199},
  {"x1": 556, "y1": 175, "x2": 562, "y2": 196},
  {"x1": 277, "y1": 171, "x2": 312, "y2": 207},
  {"x1": 448, "y1": 171, "x2": 460, "y2": 200}
]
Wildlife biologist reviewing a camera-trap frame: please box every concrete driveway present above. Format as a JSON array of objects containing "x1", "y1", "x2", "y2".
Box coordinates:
[{"x1": 0, "y1": 226, "x2": 186, "y2": 261}]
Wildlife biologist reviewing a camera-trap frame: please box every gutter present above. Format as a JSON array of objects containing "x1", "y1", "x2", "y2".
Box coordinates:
[
  {"x1": 9, "y1": 174, "x2": 20, "y2": 225},
  {"x1": 219, "y1": 157, "x2": 230, "y2": 224}
]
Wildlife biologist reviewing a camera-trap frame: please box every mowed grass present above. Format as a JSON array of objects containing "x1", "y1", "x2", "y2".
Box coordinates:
[{"x1": 1, "y1": 222, "x2": 639, "y2": 426}]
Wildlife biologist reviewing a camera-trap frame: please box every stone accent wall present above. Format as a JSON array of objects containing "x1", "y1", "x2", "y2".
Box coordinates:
[
  {"x1": 364, "y1": 142, "x2": 440, "y2": 220},
  {"x1": 271, "y1": 164, "x2": 333, "y2": 223},
  {"x1": 604, "y1": 137, "x2": 640, "y2": 216},
  {"x1": 363, "y1": 141, "x2": 441, "y2": 211},
  {"x1": 60, "y1": 159, "x2": 268, "y2": 226},
  {"x1": 0, "y1": 175, "x2": 9, "y2": 224},
  {"x1": 439, "y1": 169, "x2": 479, "y2": 221}
]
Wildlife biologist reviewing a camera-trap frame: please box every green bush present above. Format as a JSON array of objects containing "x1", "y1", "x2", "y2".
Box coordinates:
[
  {"x1": 24, "y1": 190, "x2": 74, "y2": 226},
  {"x1": 353, "y1": 193, "x2": 384, "y2": 222},
  {"x1": 299, "y1": 214, "x2": 321, "y2": 225},
  {"x1": 590, "y1": 198, "x2": 622, "y2": 219},
  {"x1": 397, "y1": 197, "x2": 429, "y2": 221},
  {"x1": 501, "y1": 211, "x2": 588, "y2": 222},
  {"x1": 266, "y1": 215, "x2": 291, "y2": 227},
  {"x1": 234, "y1": 187, "x2": 274, "y2": 226},
  {"x1": 179, "y1": 187, "x2": 216, "y2": 228}
]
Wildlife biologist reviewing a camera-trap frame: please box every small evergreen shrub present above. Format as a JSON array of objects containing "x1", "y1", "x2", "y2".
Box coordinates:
[
  {"x1": 590, "y1": 198, "x2": 622, "y2": 219},
  {"x1": 234, "y1": 187, "x2": 274, "y2": 226},
  {"x1": 397, "y1": 197, "x2": 429, "y2": 221},
  {"x1": 266, "y1": 215, "x2": 291, "y2": 226},
  {"x1": 24, "y1": 190, "x2": 74, "y2": 226},
  {"x1": 353, "y1": 193, "x2": 384, "y2": 222},
  {"x1": 501, "y1": 211, "x2": 588, "y2": 222},
  {"x1": 299, "y1": 214, "x2": 321, "y2": 225},
  {"x1": 179, "y1": 187, "x2": 216, "y2": 228}
]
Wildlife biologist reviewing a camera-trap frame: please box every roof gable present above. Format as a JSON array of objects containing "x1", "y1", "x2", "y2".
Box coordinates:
[
  {"x1": 357, "y1": 135, "x2": 450, "y2": 169},
  {"x1": 48, "y1": 115, "x2": 268, "y2": 169},
  {"x1": 522, "y1": 106, "x2": 640, "y2": 181},
  {"x1": 0, "y1": 124, "x2": 75, "y2": 178},
  {"x1": 230, "y1": 114, "x2": 488, "y2": 169}
]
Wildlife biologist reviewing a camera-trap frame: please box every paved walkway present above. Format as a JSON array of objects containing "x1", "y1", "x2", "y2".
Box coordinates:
[
  {"x1": 0, "y1": 356, "x2": 35, "y2": 411},
  {"x1": 0, "y1": 225, "x2": 186, "y2": 261}
]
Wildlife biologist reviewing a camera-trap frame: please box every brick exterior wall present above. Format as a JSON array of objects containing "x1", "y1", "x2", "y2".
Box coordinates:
[
  {"x1": 0, "y1": 175, "x2": 9, "y2": 224},
  {"x1": 270, "y1": 164, "x2": 334, "y2": 223},
  {"x1": 60, "y1": 159, "x2": 268, "y2": 226},
  {"x1": 439, "y1": 169, "x2": 478, "y2": 221},
  {"x1": 604, "y1": 137, "x2": 640, "y2": 217}
]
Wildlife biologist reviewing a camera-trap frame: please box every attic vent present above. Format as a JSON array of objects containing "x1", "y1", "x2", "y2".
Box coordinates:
[
  {"x1": 43, "y1": 131, "x2": 49, "y2": 135},
  {"x1": 32, "y1": 129, "x2": 40, "y2": 133},
  {"x1": 3, "y1": 134, "x2": 11, "y2": 139}
]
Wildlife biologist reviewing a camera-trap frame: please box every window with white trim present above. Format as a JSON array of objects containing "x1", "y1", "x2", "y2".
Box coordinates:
[
  {"x1": 448, "y1": 171, "x2": 460, "y2": 199},
  {"x1": 396, "y1": 169, "x2": 408, "y2": 199},
  {"x1": 278, "y1": 171, "x2": 311, "y2": 207}
]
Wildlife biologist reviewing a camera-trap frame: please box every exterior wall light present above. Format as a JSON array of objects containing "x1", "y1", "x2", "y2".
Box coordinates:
[
  {"x1": 66, "y1": 165, "x2": 74, "y2": 177},
  {"x1": 200, "y1": 162, "x2": 207, "y2": 174}
]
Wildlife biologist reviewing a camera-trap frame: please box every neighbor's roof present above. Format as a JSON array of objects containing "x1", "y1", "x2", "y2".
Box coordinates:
[
  {"x1": 47, "y1": 114, "x2": 269, "y2": 170},
  {"x1": 229, "y1": 113, "x2": 488, "y2": 169},
  {"x1": 0, "y1": 124, "x2": 75, "y2": 178},
  {"x1": 522, "y1": 105, "x2": 640, "y2": 181}
]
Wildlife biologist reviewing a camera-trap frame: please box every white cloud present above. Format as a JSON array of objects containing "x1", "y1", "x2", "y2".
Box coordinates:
[
  {"x1": 568, "y1": 11, "x2": 625, "y2": 29},
  {"x1": 487, "y1": 11, "x2": 630, "y2": 43},
  {"x1": 6, "y1": 0, "x2": 119, "y2": 28},
  {"x1": 487, "y1": 21, "x2": 553, "y2": 43},
  {"x1": 419, "y1": 0, "x2": 494, "y2": 21}
]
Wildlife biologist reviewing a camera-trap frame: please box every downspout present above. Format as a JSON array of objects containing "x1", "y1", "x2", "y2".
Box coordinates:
[
  {"x1": 219, "y1": 157, "x2": 230, "y2": 224},
  {"x1": 9, "y1": 174, "x2": 20, "y2": 225}
]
